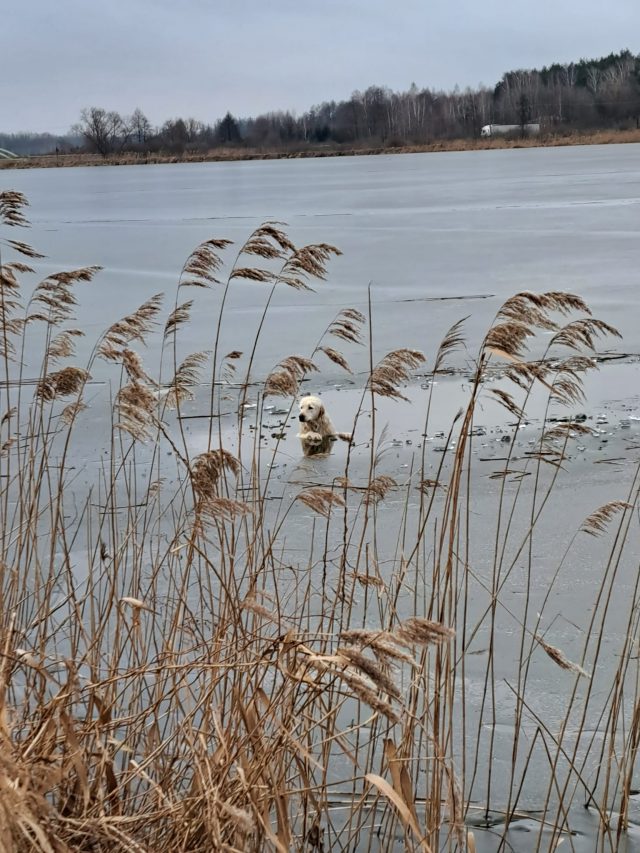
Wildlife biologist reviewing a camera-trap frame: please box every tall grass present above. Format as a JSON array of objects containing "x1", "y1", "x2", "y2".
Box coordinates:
[{"x1": 0, "y1": 189, "x2": 638, "y2": 851}]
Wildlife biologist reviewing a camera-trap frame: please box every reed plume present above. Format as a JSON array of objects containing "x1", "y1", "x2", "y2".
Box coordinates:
[
  {"x1": 551, "y1": 318, "x2": 622, "y2": 351},
  {"x1": 277, "y1": 243, "x2": 341, "y2": 291},
  {"x1": 165, "y1": 351, "x2": 209, "y2": 408},
  {"x1": 336, "y1": 646, "x2": 402, "y2": 699},
  {"x1": 180, "y1": 238, "x2": 232, "y2": 288},
  {"x1": 47, "y1": 329, "x2": 84, "y2": 362},
  {"x1": 535, "y1": 634, "x2": 591, "y2": 678},
  {"x1": 318, "y1": 346, "x2": 352, "y2": 373},
  {"x1": 296, "y1": 486, "x2": 345, "y2": 517},
  {"x1": 0, "y1": 190, "x2": 30, "y2": 227},
  {"x1": 191, "y1": 449, "x2": 241, "y2": 500},
  {"x1": 434, "y1": 317, "x2": 467, "y2": 373},
  {"x1": 394, "y1": 617, "x2": 455, "y2": 647},
  {"x1": 98, "y1": 293, "x2": 163, "y2": 359},
  {"x1": 115, "y1": 380, "x2": 157, "y2": 439},
  {"x1": 164, "y1": 300, "x2": 193, "y2": 339},
  {"x1": 581, "y1": 501, "x2": 631, "y2": 536},
  {"x1": 264, "y1": 354, "x2": 318, "y2": 397},
  {"x1": 327, "y1": 307, "x2": 366, "y2": 344},
  {"x1": 36, "y1": 366, "x2": 90, "y2": 401},
  {"x1": 369, "y1": 348, "x2": 425, "y2": 400}
]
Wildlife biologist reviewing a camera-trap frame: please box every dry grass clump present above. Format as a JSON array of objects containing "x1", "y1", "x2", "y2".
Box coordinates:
[
  {"x1": 0, "y1": 189, "x2": 637, "y2": 852},
  {"x1": 0, "y1": 708, "x2": 61, "y2": 852}
]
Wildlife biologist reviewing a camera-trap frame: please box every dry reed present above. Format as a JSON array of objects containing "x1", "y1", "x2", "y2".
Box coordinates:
[{"x1": 0, "y1": 188, "x2": 635, "y2": 853}]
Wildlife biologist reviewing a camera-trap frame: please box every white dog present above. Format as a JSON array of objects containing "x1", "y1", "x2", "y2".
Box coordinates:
[{"x1": 297, "y1": 395, "x2": 351, "y2": 457}]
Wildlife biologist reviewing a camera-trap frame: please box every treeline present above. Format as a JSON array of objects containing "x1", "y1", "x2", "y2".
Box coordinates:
[
  {"x1": 0, "y1": 132, "x2": 81, "y2": 156},
  {"x1": 7, "y1": 49, "x2": 640, "y2": 157}
]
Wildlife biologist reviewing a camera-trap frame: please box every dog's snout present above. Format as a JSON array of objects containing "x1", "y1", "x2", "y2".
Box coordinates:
[{"x1": 298, "y1": 414, "x2": 305, "y2": 422}]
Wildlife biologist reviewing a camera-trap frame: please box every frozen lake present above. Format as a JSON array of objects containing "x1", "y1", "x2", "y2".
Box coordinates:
[
  {"x1": 3, "y1": 143, "x2": 639, "y2": 380},
  {"x1": 4, "y1": 146, "x2": 640, "y2": 850}
]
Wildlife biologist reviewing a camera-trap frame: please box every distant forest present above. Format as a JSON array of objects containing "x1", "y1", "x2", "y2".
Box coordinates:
[{"x1": 4, "y1": 49, "x2": 640, "y2": 157}]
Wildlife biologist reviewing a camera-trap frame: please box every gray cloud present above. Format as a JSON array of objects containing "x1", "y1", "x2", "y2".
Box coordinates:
[{"x1": 1, "y1": 0, "x2": 637, "y2": 133}]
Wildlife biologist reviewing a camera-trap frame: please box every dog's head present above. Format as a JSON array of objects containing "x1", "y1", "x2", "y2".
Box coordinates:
[{"x1": 298, "y1": 395, "x2": 324, "y2": 424}]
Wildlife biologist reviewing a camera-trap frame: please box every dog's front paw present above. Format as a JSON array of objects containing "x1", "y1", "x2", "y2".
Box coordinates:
[{"x1": 305, "y1": 431, "x2": 323, "y2": 445}]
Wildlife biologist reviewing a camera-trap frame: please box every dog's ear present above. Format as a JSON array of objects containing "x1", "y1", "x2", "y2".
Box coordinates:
[{"x1": 317, "y1": 402, "x2": 325, "y2": 416}]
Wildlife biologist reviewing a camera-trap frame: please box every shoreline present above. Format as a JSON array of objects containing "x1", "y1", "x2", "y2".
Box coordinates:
[{"x1": 2, "y1": 127, "x2": 640, "y2": 170}]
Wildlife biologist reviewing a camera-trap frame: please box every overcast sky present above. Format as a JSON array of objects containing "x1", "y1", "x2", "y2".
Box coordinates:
[{"x1": 2, "y1": 0, "x2": 637, "y2": 134}]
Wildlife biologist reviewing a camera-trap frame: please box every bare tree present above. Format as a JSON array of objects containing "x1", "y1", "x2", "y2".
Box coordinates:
[
  {"x1": 73, "y1": 107, "x2": 129, "y2": 157},
  {"x1": 585, "y1": 66, "x2": 601, "y2": 96},
  {"x1": 129, "y1": 108, "x2": 152, "y2": 146},
  {"x1": 159, "y1": 118, "x2": 189, "y2": 153}
]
